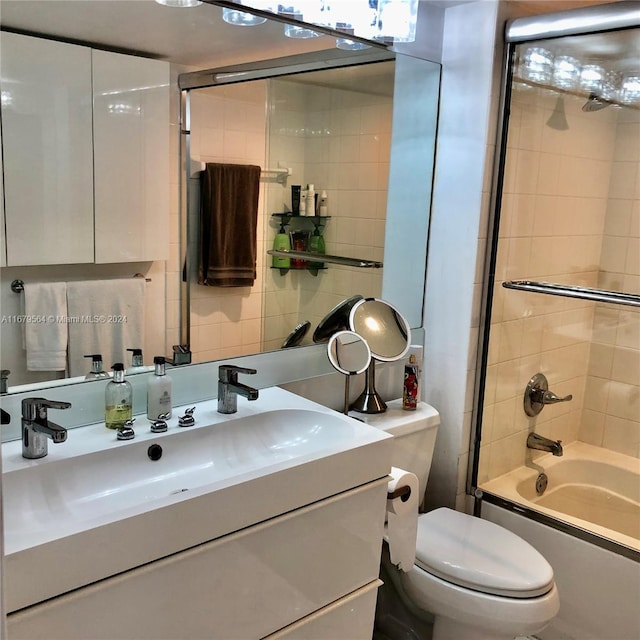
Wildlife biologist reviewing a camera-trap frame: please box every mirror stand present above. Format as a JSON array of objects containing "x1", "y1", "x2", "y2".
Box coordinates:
[{"x1": 351, "y1": 359, "x2": 386, "y2": 414}]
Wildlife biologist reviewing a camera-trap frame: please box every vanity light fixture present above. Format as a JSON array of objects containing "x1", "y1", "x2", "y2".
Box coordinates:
[
  {"x1": 227, "y1": 0, "x2": 418, "y2": 43},
  {"x1": 516, "y1": 46, "x2": 640, "y2": 107},
  {"x1": 154, "y1": 0, "x2": 202, "y2": 7},
  {"x1": 222, "y1": 0, "x2": 271, "y2": 25}
]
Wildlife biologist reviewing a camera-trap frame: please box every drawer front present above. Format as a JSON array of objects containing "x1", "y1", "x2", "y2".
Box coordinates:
[
  {"x1": 8, "y1": 479, "x2": 387, "y2": 640},
  {"x1": 264, "y1": 580, "x2": 382, "y2": 640}
]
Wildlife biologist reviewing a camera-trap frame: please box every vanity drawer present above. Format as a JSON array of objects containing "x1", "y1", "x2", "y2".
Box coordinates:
[
  {"x1": 264, "y1": 579, "x2": 382, "y2": 640},
  {"x1": 8, "y1": 478, "x2": 387, "y2": 640}
]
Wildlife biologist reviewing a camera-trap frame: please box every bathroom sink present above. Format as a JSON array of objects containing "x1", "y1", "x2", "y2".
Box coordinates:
[{"x1": 2, "y1": 387, "x2": 392, "y2": 612}]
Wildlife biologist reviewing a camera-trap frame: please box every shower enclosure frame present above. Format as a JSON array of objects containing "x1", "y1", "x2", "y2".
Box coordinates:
[{"x1": 468, "y1": 1, "x2": 640, "y2": 561}]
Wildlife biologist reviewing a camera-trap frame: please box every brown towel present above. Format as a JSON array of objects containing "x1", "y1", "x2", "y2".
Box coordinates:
[{"x1": 199, "y1": 163, "x2": 261, "y2": 287}]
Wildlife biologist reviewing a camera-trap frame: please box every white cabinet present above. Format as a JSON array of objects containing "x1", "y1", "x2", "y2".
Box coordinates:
[
  {"x1": 0, "y1": 33, "x2": 169, "y2": 266},
  {"x1": 7, "y1": 480, "x2": 387, "y2": 640},
  {"x1": 1, "y1": 31, "x2": 94, "y2": 266},
  {"x1": 93, "y1": 51, "x2": 169, "y2": 263}
]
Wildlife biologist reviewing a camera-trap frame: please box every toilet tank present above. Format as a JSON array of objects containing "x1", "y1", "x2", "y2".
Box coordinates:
[{"x1": 350, "y1": 399, "x2": 439, "y2": 508}]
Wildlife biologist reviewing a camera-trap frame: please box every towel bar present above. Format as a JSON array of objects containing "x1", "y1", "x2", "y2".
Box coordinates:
[
  {"x1": 11, "y1": 275, "x2": 151, "y2": 293},
  {"x1": 503, "y1": 280, "x2": 640, "y2": 308}
]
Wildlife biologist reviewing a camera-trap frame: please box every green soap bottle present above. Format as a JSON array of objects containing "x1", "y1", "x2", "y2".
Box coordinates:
[
  {"x1": 272, "y1": 222, "x2": 291, "y2": 268},
  {"x1": 308, "y1": 227, "x2": 325, "y2": 269}
]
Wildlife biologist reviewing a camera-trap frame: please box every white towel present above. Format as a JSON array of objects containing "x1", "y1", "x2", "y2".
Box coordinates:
[
  {"x1": 66, "y1": 279, "x2": 146, "y2": 377},
  {"x1": 23, "y1": 282, "x2": 69, "y2": 371}
]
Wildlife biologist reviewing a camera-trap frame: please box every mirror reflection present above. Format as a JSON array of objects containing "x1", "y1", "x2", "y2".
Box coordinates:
[{"x1": 0, "y1": 1, "x2": 439, "y2": 393}]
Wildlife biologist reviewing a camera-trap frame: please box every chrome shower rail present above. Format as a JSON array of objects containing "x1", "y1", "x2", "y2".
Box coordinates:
[
  {"x1": 268, "y1": 249, "x2": 383, "y2": 269},
  {"x1": 503, "y1": 280, "x2": 640, "y2": 308}
]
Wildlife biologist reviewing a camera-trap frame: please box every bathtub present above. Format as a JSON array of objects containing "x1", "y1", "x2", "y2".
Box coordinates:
[
  {"x1": 479, "y1": 442, "x2": 640, "y2": 640},
  {"x1": 481, "y1": 441, "x2": 640, "y2": 553}
]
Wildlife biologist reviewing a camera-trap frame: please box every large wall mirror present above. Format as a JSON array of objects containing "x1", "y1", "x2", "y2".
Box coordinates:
[{"x1": 0, "y1": 0, "x2": 440, "y2": 394}]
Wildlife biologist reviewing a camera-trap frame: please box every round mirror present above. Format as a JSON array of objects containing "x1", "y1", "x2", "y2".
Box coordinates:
[
  {"x1": 327, "y1": 330, "x2": 371, "y2": 375},
  {"x1": 348, "y1": 298, "x2": 410, "y2": 361},
  {"x1": 313, "y1": 295, "x2": 364, "y2": 343}
]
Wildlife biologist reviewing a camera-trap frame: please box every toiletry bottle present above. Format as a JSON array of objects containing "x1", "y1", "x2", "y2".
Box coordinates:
[
  {"x1": 84, "y1": 354, "x2": 110, "y2": 380},
  {"x1": 272, "y1": 222, "x2": 291, "y2": 268},
  {"x1": 105, "y1": 363, "x2": 133, "y2": 429},
  {"x1": 126, "y1": 348, "x2": 146, "y2": 374},
  {"x1": 402, "y1": 353, "x2": 419, "y2": 411},
  {"x1": 291, "y1": 185, "x2": 301, "y2": 216},
  {"x1": 299, "y1": 189, "x2": 307, "y2": 216},
  {"x1": 147, "y1": 356, "x2": 172, "y2": 420},
  {"x1": 306, "y1": 184, "x2": 316, "y2": 216},
  {"x1": 319, "y1": 190, "x2": 328, "y2": 216},
  {"x1": 308, "y1": 226, "x2": 326, "y2": 269}
]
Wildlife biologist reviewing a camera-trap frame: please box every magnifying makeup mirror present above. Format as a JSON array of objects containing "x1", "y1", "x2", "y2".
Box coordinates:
[
  {"x1": 313, "y1": 295, "x2": 364, "y2": 343},
  {"x1": 327, "y1": 330, "x2": 372, "y2": 414},
  {"x1": 348, "y1": 297, "x2": 411, "y2": 413}
]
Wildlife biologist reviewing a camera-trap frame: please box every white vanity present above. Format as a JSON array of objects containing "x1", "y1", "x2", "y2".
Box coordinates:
[{"x1": 3, "y1": 387, "x2": 392, "y2": 639}]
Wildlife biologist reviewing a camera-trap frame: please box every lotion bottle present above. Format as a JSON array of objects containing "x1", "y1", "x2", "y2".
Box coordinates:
[
  {"x1": 306, "y1": 184, "x2": 316, "y2": 216},
  {"x1": 105, "y1": 363, "x2": 133, "y2": 429},
  {"x1": 84, "y1": 354, "x2": 110, "y2": 380},
  {"x1": 147, "y1": 356, "x2": 172, "y2": 420},
  {"x1": 319, "y1": 190, "x2": 328, "y2": 216}
]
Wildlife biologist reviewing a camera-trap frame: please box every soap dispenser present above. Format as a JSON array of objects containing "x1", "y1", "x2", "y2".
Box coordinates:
[
  {"x1": 126, "y1": 348, "x2": 145, "y2": 374},
  {"x1": 105, "y1": 363, "x2": 133, "y2": 430},
  {"x1": 84, "y1": 354, "x2": 110, "y2": 380},
  {"x1": 147, "y1": 356, "x2": 172, "y2": 420},
  {"x1": 308, "y1": 226, "x2": 326, "y2": 269},
  {"x1": 272, "y1": 222, "x2": 291, "y2": 269}
]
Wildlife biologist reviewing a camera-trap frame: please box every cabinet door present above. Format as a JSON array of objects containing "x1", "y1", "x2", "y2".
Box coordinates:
[
  {"x1": 1, "y1": 32, "x2": 94, "y2": 266},
  {"x1": 93, "y1": 50, "x2": 169, "y2": 263}
]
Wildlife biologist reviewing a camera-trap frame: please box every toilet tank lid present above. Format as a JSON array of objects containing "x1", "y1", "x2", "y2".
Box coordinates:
[
  {"x1": 415, "y1": 508, "x2": 555, "y2": 598},
  {"x1": 349, "y1": 400, "x2": 440, "y2": 437}
]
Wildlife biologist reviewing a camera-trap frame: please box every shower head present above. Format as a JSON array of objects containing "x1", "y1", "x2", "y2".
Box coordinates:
[{"x1": 582, "y1": 92, "x2": 612, "y2": 112}]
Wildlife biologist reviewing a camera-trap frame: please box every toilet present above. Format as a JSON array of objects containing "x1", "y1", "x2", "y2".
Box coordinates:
[{"x1": 355, "y1": 400, "x2": 560, "y2": 640}]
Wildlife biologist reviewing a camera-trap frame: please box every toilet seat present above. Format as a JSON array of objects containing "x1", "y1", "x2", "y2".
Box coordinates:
[{"x1": 414, "y1": 508, "x2": 554, "y2": 598}]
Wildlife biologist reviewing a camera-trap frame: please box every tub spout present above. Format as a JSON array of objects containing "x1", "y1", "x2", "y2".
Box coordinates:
[{"x1": 527, "y1": 432, "x2": 563, "y2": 457}]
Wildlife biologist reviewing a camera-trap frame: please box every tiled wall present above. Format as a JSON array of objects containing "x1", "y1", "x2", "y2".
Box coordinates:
[
  {"x1": 263, "y1": 76, "x2": 391, "y2": 350},
  {"x1": 477, "y1": 88, "x2": 639, "y2": 485},
  {"x1": 187, "y1": 82, "x2": 268, "y2": 363},
  {"x1": 582, "y1": 107, "x2": 640, "y2": 457}
]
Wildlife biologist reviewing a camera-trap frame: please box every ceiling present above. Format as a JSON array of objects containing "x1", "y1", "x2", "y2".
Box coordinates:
[
  {"x1": 0, "y1": 0, "x2": 334, "y2": 70},
  {"x1": 0, "y1": 1, "x2": 629, "y2": 71}
]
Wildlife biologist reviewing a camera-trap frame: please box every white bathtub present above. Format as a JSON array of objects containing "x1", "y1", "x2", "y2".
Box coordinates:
[
  {"x1": 482, "y1": 441, "x2": 640, "y2": 552},
  {"x1": 480, "y1": 442, "x2": 640, "y2": 640}
]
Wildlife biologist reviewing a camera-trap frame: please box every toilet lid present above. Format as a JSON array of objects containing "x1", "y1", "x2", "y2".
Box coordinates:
[{"x1": 415, "y1": 508, "x2": 554, "y2": 598}]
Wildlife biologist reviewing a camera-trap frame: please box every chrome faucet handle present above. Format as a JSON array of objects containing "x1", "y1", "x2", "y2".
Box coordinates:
[
  {"x1": 22, "y1": 397, "x2": 72, "y2": 421},
  {"x1": 541, "y1": 390, "x2": 573, "y2": 405},
  {"x1": 524, "y1": 373, "x2": 572, "y2": 417},
  {"x1": 218, "y1": 365, "x2": 257, "y2": 382}
]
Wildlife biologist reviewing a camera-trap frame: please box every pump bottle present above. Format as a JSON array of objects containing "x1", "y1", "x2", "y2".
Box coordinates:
[
  {"x1": 127, "y1": 348, "x2": 146, "y2": 374},
  {"x1": 147, "y1": 356, "x2": 172, "y2": 420},
  {"x1": 105, "y1": 363, "x2": 133, "y2": 429},
  {"x1": 84, "y1": 354, "x2": 110, "y2": 380}
]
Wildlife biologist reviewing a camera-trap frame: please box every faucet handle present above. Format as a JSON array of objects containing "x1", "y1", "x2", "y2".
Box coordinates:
[
  {"x1": 22, "y1": 397, "x2": 72, "y2": 420},
  {"x1": 219, "y1": 364, "x2": 257, "y2": 382}
]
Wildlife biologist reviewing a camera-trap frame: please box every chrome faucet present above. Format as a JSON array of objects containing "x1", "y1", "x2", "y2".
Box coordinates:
[
  {"x1": 524, "y1": 373, "x2": 573, "y2": 417},
  {"x1": 217, "y1": 365, "x2": 259, "y2": 414},
  {"x1": 22, "y1": 397, "x2": 72, "y2": 459},
  {"x1": 527, "y1": 432, "x2": 563, "y2": 457}
]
